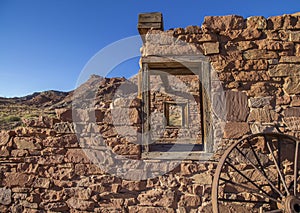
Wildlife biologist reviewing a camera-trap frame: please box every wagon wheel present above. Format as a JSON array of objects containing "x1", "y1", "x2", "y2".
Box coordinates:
[{"x1": 212, "y1": 133, "x2": 300, "y2": 213}]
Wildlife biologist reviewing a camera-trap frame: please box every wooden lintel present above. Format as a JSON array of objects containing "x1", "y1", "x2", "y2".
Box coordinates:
[{"x1": 141, "y1": 151, "x2": 213, "y2": 161}]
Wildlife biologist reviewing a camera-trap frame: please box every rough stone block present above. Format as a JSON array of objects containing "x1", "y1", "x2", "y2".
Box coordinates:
[
  {"x1": 33, "y1": 178, "x2": 50, "y2": 189},
  {"x1": 246, "y1": 16, "x2": 267, "y2": 29},
  {"x1": 202, "y1": 42, "x2": 219, "y2": 55},
  {"x1": 111, "y1": 108, "x2": 141, "y2": 125},
  {"x1": 122, "y1": 180, "x2": 147, "y2": 191},
  {"x1": 249, "y1": 96, "x2": 273, "y2": 108},
  {"x1": 53, "y1": 122, "x2": 74, "y2": 134},
  {"x1": 284, "y1": 77, "x2": 300, "y2": 95},
  {"x1": 269, "y1": 64, "x2": 300, "y2": 77},
  {"x1": 284, "y1": 117, "x2": 300, "y2": 131},
  {"x1": 66, "y1": 197, "x2": 95, "y2": 211},
  {"x1": 284, "y1": 107, "x2": 300, "y2": 117},
  {"x1": 138, "y1": 189, "x2": 175, "y2": 207},
  {"x1": 4, "y1": 173, "x2": 34, "y2": 187},
  {"x1": 248, "y1": 108, "x2": 278, "y2": 123},
  {"x1": 178, "y1": 194, "x2": 201, "y2": 207},
  {"x1": 0, "y1": 131, "x2": 11, "y2": 146},
  {"x1": 13, "y1": 137, "x2": 39, "y2": 150},
  {"x1": 225, "y1": 91, "x2": 249, "y2": 122},
  {"x1": 243, "y1": 50, "x2": 278, "y2": 60},
  {"x1": 279, "y1": 56, "x2": 300, "y2": 63},
  {"x1": 128, "y1": 206, "x2": 175, "y2": 213},
  {"x1": 291, "y1": 95, "x2": 300, "y2": 106},
  {"x1": 0, "y1": 187, "x2": 11, "y2": 205},
  {"x1": 55, "y1": 108, "x2": 72, "y2": 122},
  {"x1": 233, "y1": 71, "x2": 269, "y2": 82},
  {"x1": 203, "y1": 15, "x2": 244, "y2": 32},
  {"x1": 223, "y1": 122, "x2": 250, "y2": 139},
  {"x1": 289, "y1": 31, "x2": 300, "y2": 42},
  {"x1": 65, "y1": 149, "x2": 91, "y2": 164}
]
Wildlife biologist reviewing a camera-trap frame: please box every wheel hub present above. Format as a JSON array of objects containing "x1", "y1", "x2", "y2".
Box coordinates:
[{"x1": 285, "y1": 196, "x2": 300, "y2": 213}]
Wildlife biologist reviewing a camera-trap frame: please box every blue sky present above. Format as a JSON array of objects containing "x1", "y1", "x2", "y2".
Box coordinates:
[{"x1": 0, "y1": 0, "x2": 299, "y2": 97}]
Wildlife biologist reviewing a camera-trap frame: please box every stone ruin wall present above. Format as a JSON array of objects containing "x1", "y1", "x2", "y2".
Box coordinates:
[
  {"x1": 149, "y1": 75, "x2": 202, "y2": 144},
  {"x1": 0, "y1": 13, "x2": 300, "y2": 212}
]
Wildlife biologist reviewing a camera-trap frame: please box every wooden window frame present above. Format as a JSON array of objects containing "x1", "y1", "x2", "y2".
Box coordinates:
[
  {"x1": 164, "y1": 101, "x2": 188, "y2": 128},
  {"x1": 140, "y1": 56, "x2": 213, "y2": 161}
]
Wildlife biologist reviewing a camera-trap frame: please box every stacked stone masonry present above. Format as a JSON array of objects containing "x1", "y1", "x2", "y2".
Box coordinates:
[{"x1": 1, "y1": 13, "x2": 300, "y2": 212}]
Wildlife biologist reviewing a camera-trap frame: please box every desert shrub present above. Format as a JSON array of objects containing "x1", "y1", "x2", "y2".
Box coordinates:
[{"x1": 4, "y1": 115, "x2": 21, "y2": 122}]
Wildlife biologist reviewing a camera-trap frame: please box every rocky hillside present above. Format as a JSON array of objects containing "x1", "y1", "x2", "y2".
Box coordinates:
[{"x1": 0, "y1": 75, "x2": 136, "y2": 130}]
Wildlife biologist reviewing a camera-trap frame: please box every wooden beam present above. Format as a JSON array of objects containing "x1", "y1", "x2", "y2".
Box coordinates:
[{"x1": 141, "y1": 63, "x2": 150, "y2": 153}]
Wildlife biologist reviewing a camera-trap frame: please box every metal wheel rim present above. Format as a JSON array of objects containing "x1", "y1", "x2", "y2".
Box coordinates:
[{"x1": 212, "y1": 133, "x2": 300, "y2": 213}]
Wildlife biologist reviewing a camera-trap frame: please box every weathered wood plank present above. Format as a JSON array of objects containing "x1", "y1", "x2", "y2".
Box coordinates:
[
  {"x1": 141, "y1": 151, "x2": 213, "y2": 160},
  {"x1": 138, "y1": 12, "x2": 162, "y2": 23},
  {"x1": 138, "y1": 22, "x2": 162, "y2": 29}
]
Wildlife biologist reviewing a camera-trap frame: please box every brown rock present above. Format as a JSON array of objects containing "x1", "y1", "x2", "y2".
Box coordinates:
[
  {"x1": 178, "y1": 195, "x2": 201, "y2": 207},
  {"x1": 192, "y1": 173, "x2": 213, "y2": 185},
  {"x1": 74, "y1": 188, "x2": 92, "y2": 200},
  {"x1": 236, "y1": 41, "x2": 257, "y2": 51},
  {"x1": 279, "y1": 56, "x2": 300, "y2": 63},
  {"x1": 246, "y1": 16, "x2": 267, "y2": 29},
  {"x1": 0, "y1": 187, "x2": 11, "y2": 205},
  {"x1": 202, "y1": 42, "x2": 219, "y2": 55},
  {"x1": 202, "y1": 15, "x2": 244, "y2": 32},
  {"x1": 233, "y1": 71, "x2": 269, "y2": 82},
  {"x1": 55, "y1": 108, "x2": 72, "y2": 122},
  {"x1": 32, "y1": 178, "x2": 50, "y2": 189},
  {"x1": 65, "y1": 149, "x2": 91, "y2": 164},
  {"x1": 128, "y1": 206, "x2": 175, "y2": 213},
  {"x1": 138, "y1": 189, "x2": 175, "y2": 207},
  {"x1": 269, "y1": 64, "x2": 300, "y2": 77},
  {"x1": 289, "y1": 31, "x2": 300, "y2": 42},
  {"x1": 276, "y1": 94, "x2": 291, "y2": 105},
  {"x1": 243, "y1": 50, "x2": 278, "y2": 60},
  {"x1": 267, "y1": 16, "x2": 284, "y2": 30},
  {"x1": 122, "y1": 180, "x2": 147, "y2": 191},
  {"x1": 13, "y1": 137, "x2": 39, "y2": 150},
  {"x1": 223, "y1": 122, "x2": 250, "y2": 139},
  {"x1": 195, "y1": 33, "x2": 218, "y2": 42},
  {"x1": 291, "y1": 95, "x2": 300, "y2": 106},
  {"x1": 248, "y1": 82, "x2": 277, "y2": 97},
  {"x1": 225, "y1": 91, "x2": 249, "y2": 122},
  {"x1": 72, "y1": 109, "x2": 105, "y2": 122},
  {"x1": 248, "y1": 108, "x2": 278, "y2": 123},
  {"x1": 112, "y1": 144, "x2": 140, "y2": 156},
  {"x1": 53, "y1": 122, "x2": 74, "y2": 134},
  {"x1": 284, "y1": 117, "x2": 300, "y2": 131},
  {"x1": 44, "y1": 202, "x2": 69, "y2": 211},
  {"x1": 241, "y1": 29, "x2": 262, "y2": 40},
  {"x1": 4, "y1": 173, "x2": 34, "y2": 187},
  {"x1": 284, "y1": 77, "x2": 300, "y2": 95},
  {"x1": 66, "y1": 197, "x2": 95, "y2": 211},
  {"x1": 284, "y1": 107, "x2": 300, "y2": 117},
  {"x1": 249, "y1": 96, "x2": 273, "y2": 108},
  {"x1": 0, "y1": 147, "x2": 9, "y2": 157},
  {"x1": 111, "y1": 108, "x2": 141, "y2": 125},
  {"x1": 0, "y1": 131, "x2": 11, "y2": 146},
  {"x1": 185, "y1": 25, "x2": 201, "y2": 34}
]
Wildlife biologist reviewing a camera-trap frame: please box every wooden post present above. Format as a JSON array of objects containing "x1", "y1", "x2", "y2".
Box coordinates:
[
  {"x1": 138, "y1": 12, "x2": 163, "y2": 43},
  {"x1": 142, "y1": 63, "x2": 150, "y2": 153},
  {"x1": 201, "y1": 61, "x2": 213, "y2": 153}
]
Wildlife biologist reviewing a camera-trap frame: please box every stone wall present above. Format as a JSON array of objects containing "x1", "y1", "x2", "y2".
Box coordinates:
[{"x1": 1, "y1": 13, "x2": 300, "y2": 212}]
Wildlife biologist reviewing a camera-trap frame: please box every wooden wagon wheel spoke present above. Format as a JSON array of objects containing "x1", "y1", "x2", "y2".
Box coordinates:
[
  {"x1": 212, "y1": 133, "x2": 300, "y2": 213},
  {"x1": 265, "y1": 136, "x2": 290, "y2": 196},
  {"x1": 224, "y1": 160, "x2": 275, "y2": 200},
  {"x1": 294, "y1": 141, "x2": 299, "y2": 196},
  {"x1": 219, "y1": 176, "x2": 279, "y2": 203},
  {"x1": 263, "y1": 209, "x2": 283, "y2": 213},
  {"x1": 234, "y1": 145, "x2": 284, "y2": 198}
]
